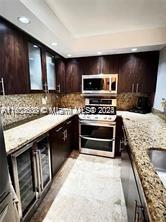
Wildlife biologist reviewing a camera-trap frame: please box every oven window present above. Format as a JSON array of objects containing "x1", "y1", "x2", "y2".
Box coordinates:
[
  {"x1": 81, "y1": 125, "x2": 114, "y2": 139},
  {"x1": 81, "y1": 138, "x2": 113, "y2": 152},
  {"x1": 83, "y1": 78, "x2": 110, "y2": 91}
]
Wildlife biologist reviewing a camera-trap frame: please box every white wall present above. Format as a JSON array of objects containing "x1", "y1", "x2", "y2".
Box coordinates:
[{"x1": 153, "y1": 47, "x2": 166, "y2": 111}]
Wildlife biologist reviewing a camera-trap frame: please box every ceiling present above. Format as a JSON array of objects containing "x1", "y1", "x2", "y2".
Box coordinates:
[
  {"x1": 0, "y1": 0, "x2": 166, "y2": 57},
  {"x1": 46, "y1": 0, "x2": 166, "y2": 38}
]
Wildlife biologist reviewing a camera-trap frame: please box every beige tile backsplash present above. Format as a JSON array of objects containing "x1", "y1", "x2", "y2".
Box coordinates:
[
  {"x1": 0, "y1": 93, "x2": 61, "y2": 126},
  {"x1": 0, "y1": 92, "x2": 142, "y2": 127}
]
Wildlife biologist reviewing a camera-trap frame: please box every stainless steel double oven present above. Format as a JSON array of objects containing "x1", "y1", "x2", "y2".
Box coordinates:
[
  {"x1": 80, "y1": 120, "x2": 116, "y2": 157},
  {"x1": 79, "y1": 98, "x2": 117, "y2": 158}
]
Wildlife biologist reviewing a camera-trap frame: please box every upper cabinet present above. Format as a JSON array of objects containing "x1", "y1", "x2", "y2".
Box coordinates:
[
  {"x1": 55, "y1": 58, "x2": 66, "y2": 93},
  {"x1": 28, "y1": 43, "x2": 43, "y2": 90},
  {"x1": 0, "y1": 20, "x2": 30, "y2": 95},
  {"x1": 46, "y1": 52, "x2": 56, "y2": 90},
  {"x1": 65, "y1": 59, "x2": 82, "y2": 93}
]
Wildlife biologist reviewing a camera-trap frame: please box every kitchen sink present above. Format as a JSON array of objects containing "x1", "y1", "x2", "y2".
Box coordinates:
[{"x1": 148, "y1": 148, "x2": 166, "y2": 187}]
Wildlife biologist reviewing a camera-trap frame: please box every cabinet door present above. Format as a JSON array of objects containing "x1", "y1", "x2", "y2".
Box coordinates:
[
  {"x1": 56, "y1": 59, "x2": 66, "y2": 93},
  {"x1": 81, "y1": 56, "x2": 101, "y2": 75},
  {"x1": 118, "y1": 54, "x2": 138, "y2": 93},
  {"x1": 11, "y1": 147, "x2": 37, "y2": 217},
  {"x1": 64, "y1": 119, "x2": 73, "y2": 158},
  {"x1": 49, "y1": 124, "x2": 65, "y2": 176},
  {"x1": 0, "y1": 20, "x2": 30, "y2": 94},
  {"x1": 46, "y1": 52, "x2": 56, "y2": 90},
  {"x1": 28, "y1": 42, "x2": 43, "y2": 90},
  {"x1": 65, "y1": 59, "x2": 82, "y2": 93},
  {"x1": 121, "y1": 147, "x2": 146, "y2": 222}
]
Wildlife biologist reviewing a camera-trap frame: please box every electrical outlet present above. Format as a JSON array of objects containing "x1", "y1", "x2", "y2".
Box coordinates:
[{"x1": 42, "y1": 96, "x2": 47, "y2": 105}]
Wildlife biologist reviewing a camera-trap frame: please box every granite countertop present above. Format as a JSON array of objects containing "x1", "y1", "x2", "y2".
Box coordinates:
[
  {"x1": 117, "y1": 111, "x2": 166, "y2": 222},
  {"x1": 4, "y1": 111, "x2": 77, "y2": 155}
]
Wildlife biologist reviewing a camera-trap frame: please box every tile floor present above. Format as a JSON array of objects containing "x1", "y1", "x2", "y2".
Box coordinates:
[{"x1": 31, "y1": 151, "x2": 128, "y2": 222}]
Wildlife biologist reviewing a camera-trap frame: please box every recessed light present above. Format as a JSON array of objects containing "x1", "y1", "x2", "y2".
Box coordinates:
[
  {"x1": 51, "y1": 42, "x2": 57, "y2": 46},
  {"x1": 67, "y1": 54, "x2": 71, "y2": 57},
  {"x1": 33, "y1": 45, "x2": 38, "y2": 48},
  {"x1": 131, "y1": 48, "x2": 138, "y2": 52},
  {"x1": 97, "y1": 51, "x2": 102, "y2": 55},
  {"x1": 17, "y1": 16, "x2": 31, "y2": 24}
]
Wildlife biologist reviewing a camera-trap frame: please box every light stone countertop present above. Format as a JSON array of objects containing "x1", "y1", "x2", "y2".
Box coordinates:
[
  {"x1": 117, "y1": 111, "x2": 166, "y2": 222},
  {"x1": 4, "y1": 112, "x2": 77, "y2": 155}
]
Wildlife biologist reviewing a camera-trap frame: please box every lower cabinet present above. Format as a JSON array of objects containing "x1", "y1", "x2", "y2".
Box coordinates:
[
  {"x1": 49, "y1": 116, "x2": 77, "y2": 177},
  {"x1": 121, "y1": 146, "x2": 146, "y2": 222}
]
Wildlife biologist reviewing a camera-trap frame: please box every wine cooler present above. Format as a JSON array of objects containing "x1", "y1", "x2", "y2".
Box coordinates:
[{"x1": 10, "y1": 134, "x2": 52, "y2": 222}]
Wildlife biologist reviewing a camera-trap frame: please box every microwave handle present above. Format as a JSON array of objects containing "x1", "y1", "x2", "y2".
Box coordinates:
[{"x1": 109, "y1": 76, "x2": 112, "y2": 92}]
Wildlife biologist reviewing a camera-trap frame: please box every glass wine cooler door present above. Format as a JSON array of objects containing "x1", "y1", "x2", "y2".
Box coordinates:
[
  {"x1": 11, "y1": 144, "x2": 37, "y2": 218},
  {"x1": 37, "y1": 137, "x2": 51, "y2": 191}
]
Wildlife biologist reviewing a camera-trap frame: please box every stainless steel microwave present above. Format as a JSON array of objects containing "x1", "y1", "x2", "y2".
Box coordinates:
[{"x1": 82, "y1": 74, "x2": 118, "y2": 95}]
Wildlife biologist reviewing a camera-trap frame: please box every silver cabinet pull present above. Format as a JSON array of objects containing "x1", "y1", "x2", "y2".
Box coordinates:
[
  {"x1": 67, "y1": 120, "x2": 72, "y2": 125},
  {"x1": 57, "y1": 84, "x2": 61, "y2": 93},
  {"x1": 0, "y1": 77, "x2": 5, "y2": 95},
  {"x1": 132, "y1": 83, "x2": 134, "y2": 93},
  {"x1": 62, "y1": 130, "x2": 67, "y2": 141},
  {"x1": 56, "y1": 126, "x2": 63, "y2": 132},
  {"x1": 44, "y1": 82, "x2": 49, "y2": 94},
  {"x1": 136, "y1": 83, "x2": 139, "y2": 93}
]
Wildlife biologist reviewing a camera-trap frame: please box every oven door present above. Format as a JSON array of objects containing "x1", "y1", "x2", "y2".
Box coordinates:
[
  {"x1": 82, "y1": 77, "x2": 111, "y2": 94},
  {"x1": 79, "y1": 121, "x2": 116, "y2": 157}
]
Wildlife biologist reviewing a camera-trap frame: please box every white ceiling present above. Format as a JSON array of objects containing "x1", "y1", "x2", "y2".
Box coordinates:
[
  {"x1": 45, "y1": 0, "x2": 166, "y2": 38},
  {"x1": 0, "y1": 0, "x2": 166, "y2": 57}
]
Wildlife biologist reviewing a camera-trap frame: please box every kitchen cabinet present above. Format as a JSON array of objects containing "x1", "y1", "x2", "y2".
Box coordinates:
[
  {"x1": 49, "y1": 116, "x2": 77, "y2": 177},
  {"x1": 118, "y1": 52, "x2": 159, "y2": 94},
  {"x1": 80, "y1": 56, "x2": 101, "y2": 75},
  {"x1": 121, "y1": 127, "x2": 150, "y2": 222},
  {"x1": 55, "y1": 58, "x2": 66, "y2": 93},
  {"x1": 28, "y1": 42, "x2": 43, "y2": 91},
  {"x1": 65, "y1": 59, "x2": 83, "y2": 93},
  {"x1": 121, "y1": 146, "x2": 145, "y2": 222},
  {"x1": 0, "y1": 19, "x2": 30, "y2": 95},
  {"x1": 46, "y1": 52, "x2": 56, "y2": 90}
]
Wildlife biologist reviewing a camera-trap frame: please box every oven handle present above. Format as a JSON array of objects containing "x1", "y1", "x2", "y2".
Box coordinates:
[
  {"x1": 80, "y1": 135, "x2": 115, "y2": 142},
  {"x1": 80, "y1": 121, "x2": 115, "y2": 127}
]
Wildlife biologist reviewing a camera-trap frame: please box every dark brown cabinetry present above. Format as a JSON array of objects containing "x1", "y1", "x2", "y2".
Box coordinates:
[
  {"x1": 49, "y1": 116, "x2": 78, "y2": 177},
  {"x1": 0, "y1": 19, "x2": 29, "y2": 95},
  {"x1": 65, "y1": 59, "x2": 83, "y2": 93},
  {"x1": 55, "y1": 58, "x2": 66, "y2": 93},
  {"x1": 121, "y1": 126, "x2": 150, "y2": 222}
]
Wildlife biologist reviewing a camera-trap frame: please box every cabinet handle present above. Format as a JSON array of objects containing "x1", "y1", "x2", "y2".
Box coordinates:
[
  {"x1": 56, "y1": 126, "x2": 63, "y2": 132},
  {"x1": 44, "y1": 82, "x2": 49, "y2": 94},
  {"x1": 132, "y1": 83, "x2": 134, "y2": 93},
  {"x1": 136, "y1": 83, "x2": 139, "y2": 93},
  {"x1": 122, "y1": 126, "x2": 128, "y2": 146},
  {"x1": 0, "y1": 78, "x2": 5, "y2": 95},
  {"x1": 67, "y1": 120, "x2": 72, "y2": 125},
  {"x1": 65, "y1": 129, "x2": 68, "y2": 140},
  {"x1": 57, "y1": 84, "x2": 61, "y2": 93},
  {"x1": 62, "y1": 130, "x2": 67, "y2": 141}
]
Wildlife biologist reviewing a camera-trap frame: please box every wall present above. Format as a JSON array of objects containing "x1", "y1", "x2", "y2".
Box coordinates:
[
  {"x1": 153, "y1": 48, "x2": 166, "y2": 112},
  {"x1": 0, "y1": 93, "x2": 61, "y2": 127}
]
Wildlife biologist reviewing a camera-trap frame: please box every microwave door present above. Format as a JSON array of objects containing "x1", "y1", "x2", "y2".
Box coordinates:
[{"x1": 83, "y1": 78, "x2": 104, "y2": 92}]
